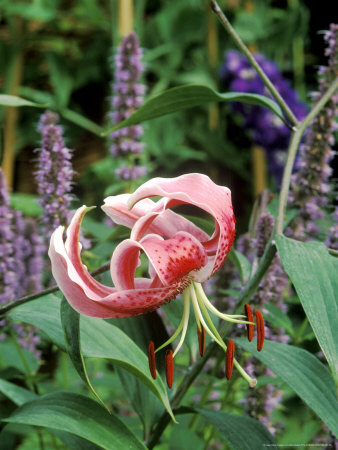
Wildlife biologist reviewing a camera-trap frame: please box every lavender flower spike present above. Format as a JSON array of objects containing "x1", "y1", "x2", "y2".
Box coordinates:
[
  {"x1": 0, "y1": 168, "x2": 16, "y2": 308},
  {"x1": 35, "y1": 111, "x2": 74, "y2": 238},
  {"x1": 109, "y1": 32, "x2": 147, "y2": 180},
  {"x1": 289, "y1": 24, "x2": 338, "y2": 241}
]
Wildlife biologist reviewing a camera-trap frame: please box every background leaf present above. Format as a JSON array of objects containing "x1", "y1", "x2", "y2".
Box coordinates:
[
  {"x1": 236, "y1": 339, "x2": 338, "y2": 436},
  {"x1": 0, "y1": 380, "x2": 101, "y2": 450},
  {"x1": 9, "y1": 295, "x2": 175, "y2": 421},
  {"x1": 0, "y1": 379, "x2": 36, "y2": 406},
  {"x1": 2, "y1": 392, "x2": 147, "y2": 449},
  {"x1": 275, "y1": 236, "x2": 338, "y2": 380},
  {"x1": 102, "y1": 84, "x2": 284, "y2": 136},
  {"x1": 60, "y1": 297, "x2": 110, "y2": 412},
  {"x1": 197, "y1": 408, "x2": 276, "y2": 449},
  {"x1": 0, "y1": 94, "x2": 48, "y2": 108}
]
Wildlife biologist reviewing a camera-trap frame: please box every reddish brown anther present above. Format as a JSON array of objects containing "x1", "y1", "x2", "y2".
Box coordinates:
[
  {"x1": 165, "y1": 349, "x2": 174, "y2": 389},
  {"x1": 225, "y1": 339, "x2": 235, "y2": 380},
  {"x1": 255, "y1": 311, "x2": 265, "y2": 352},
  {"x1": 197, "y1": 325, "x2": 205, "y2": 357},
  {"x1": 147, "y1": 341, "x2": 157, "y2": 379},
  {"x1": 244, "y1": 304, "x2": 254, "y2": 342}
]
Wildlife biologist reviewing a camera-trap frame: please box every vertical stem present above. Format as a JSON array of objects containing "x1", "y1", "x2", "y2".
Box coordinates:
[{"x1": 275, "y1": 77, "x2": 338, "y2": 235}]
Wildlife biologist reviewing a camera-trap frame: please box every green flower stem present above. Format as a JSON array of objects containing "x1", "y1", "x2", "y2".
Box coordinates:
[
  {"x1": 210, "y1": 0, "x2": 299, "y2": 127},
  {"x1": 0, "y1": 262, "x2": 110, "y2": 317},
  {"x1": 276, "y1": 76, "x2": 338, "y2": 235}
]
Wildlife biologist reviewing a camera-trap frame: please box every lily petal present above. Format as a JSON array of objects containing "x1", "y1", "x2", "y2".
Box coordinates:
[
  {"x1": 111, "y1": 232, "x2": 208, "y2": 289},
  {"x1": 102, "y1": 194, "x2": 209, "y2": 243},
  {"x1": 128, "y1": 173, "x2": 236, "y2": 277},
  {"x1": 49, "y1": 223, "x2": 183, "y2": 318}
]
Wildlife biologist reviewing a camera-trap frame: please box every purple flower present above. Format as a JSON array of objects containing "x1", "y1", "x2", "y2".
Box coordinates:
[
  {"x1": 220, "y1": 50, "x2": 307, "y2": 183},
  {"x1": 35, "y1": 110, "x2": 74, "y2": 239},
  {"x1": 0, "y1": 169, "x2": 16, "y2": 306},
  {"x1": 289, "y1": 24, "x2": 338, "y2": 241},
  {"x1": 0, "y1": 169, "x2": 42, "y2": 358},
  {"x1": 109, "y1": 32, "x2": 147, "y2": 181}
]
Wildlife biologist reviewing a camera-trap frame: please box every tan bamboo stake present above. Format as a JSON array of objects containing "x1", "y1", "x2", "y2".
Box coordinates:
[
  {"x1": 207, "y1": 1, "x2": 219, "y2": 131},
  {"x1": 118, "y1": 0, "x2": 134, "y2": 37},
  {"x1": 252, "y1": 145, "x2": 267, "y2": 196},
  {"x1": 2, "y1": 19, "x2": 24, "y2": 188}
]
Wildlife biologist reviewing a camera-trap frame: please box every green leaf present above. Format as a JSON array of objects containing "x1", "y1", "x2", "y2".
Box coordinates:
[
  {"x1": 60, "y1": 298, "x2": 110, "y2": 412},
  {"x1": 60, "y1": 108, "x2": 103, "y2": 136},
  {"x1": 228, "y1": 249, "x2": 252, "y2": 283},
  {"x1": 102, "y1": 85, "x2": 284, "y2": 136},
  {"x1": 0, "y1": 379, "x2": 36, "y2": 406},
  {"x1": 0, "y1": 379, "x2": 101, "y2": 449},
  {"x1": 236, "y1": 339, "x2": 338, "y2": 436},
  {"x1": 9, "y1": 295, "x2": 175, "y2": 422},
  {"x1": 10, "y1": 193, "x2": 43, "y2": 217},
  {"x1": 2, "y1": 392, "x2": 147, "y2": 449},
  {"x1": 264, "y1": 303, "x2": 294, "y2": 335},
  {"x1": 197, "y1": 408, "x2": 276, "y2": 449},
  {"x1": 0, "y1": 94, "x2": 48, "y2": 108},
  {"x1": 275, "y1": 236, "x2": 338, "y2": 380}
]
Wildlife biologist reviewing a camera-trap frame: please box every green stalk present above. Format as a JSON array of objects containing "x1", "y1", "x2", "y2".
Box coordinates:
[
  {"x1": 210, "y1": 0, "x2": 298, "y2": 127},
  {"x1": 0, "y1": 262, "x2": 110, "y2": 317},
  {"x1": 275, "y1": 77, "x2": 338, "y2": 235}
]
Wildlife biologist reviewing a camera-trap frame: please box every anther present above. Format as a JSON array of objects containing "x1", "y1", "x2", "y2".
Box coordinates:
[
  {"x1": 244, "y1": 304, "x2": 254, "y2": 342},
  {"x1": 147, "y1": 341, "x2": 157, "y2": 379},
  {"x1": 165, "y1": 349, "x2": 174, "y2": 389},
  {"x1": 197, "y1": 325, "x2": 205, "y2": 357},
  {"x1": 255, "y1": 311, "x2": 265, "y2": 352},
  {"x1": 225, "y1": 339, "x2": 235, "y2": 380}
]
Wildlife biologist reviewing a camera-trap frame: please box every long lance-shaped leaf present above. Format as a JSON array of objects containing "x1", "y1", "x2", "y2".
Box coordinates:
[
  {"x1": 9, "y1": 294, "x2": 175, "y2": 421},
  {"x1": 236, "y1": 339, "x2": 338, "y2": 436},
  {"x1": 275, "y1": 236, "x2": 338, "y2": 382},
  {"x1": 197, "y1": 408, "x2": 276, "y2": 449},
  {"x1": 0, "y1": 94, "x2": 49, "y2": 108},
  {"x1": 60, "y1": 297, "x2": 110, "y2": 413},
  {"x1": 0, "y1": 379, "x2": 102, "y2": 450},
  {"x1": 101, "y1": 84, "x2": 285, "y2": 136},
  {"x1": 2, "y1": 392, "x2": 147, "y2": 449}
]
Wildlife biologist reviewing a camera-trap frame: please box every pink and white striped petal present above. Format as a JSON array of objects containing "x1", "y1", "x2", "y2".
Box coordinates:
[
  {"x1": 49, "y1": 224, "x2": 183, "y2": 318},
  {"x1": 102, "y1": 195, "x2": 209, "y2": 243},
  {"x1": 128, "y1": 173, "x2": 236, "y2": 277},
  {"x1": 111, "y1": 232, "x2": 208, "y2": 290}
]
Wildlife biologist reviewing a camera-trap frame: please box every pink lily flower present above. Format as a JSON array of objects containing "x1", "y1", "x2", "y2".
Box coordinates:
[{"x1": 49, "y1": 173, "x2": 260, "y2": 387}]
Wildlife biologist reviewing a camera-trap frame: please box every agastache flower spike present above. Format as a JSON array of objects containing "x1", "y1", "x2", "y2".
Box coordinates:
[{"x1": 49, "y1": 174, "x2": 261, "y2": 387}]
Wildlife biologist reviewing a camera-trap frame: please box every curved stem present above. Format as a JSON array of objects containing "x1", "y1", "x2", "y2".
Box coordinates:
[
  {"x1": 276, "y1": 76, "x2": 338, "y2": 235},
  {"x1": 0, "y1": 262, "x2": 110, "y2": 316},
  {"x1": 210, "y1": 0, "x2": 298, "y2": 127}
]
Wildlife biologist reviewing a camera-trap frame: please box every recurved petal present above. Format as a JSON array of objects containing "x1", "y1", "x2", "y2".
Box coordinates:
[
  {"x1": 50, "y1": 228, "x2": 181, "y2": 318},
  {"x1": 102, "y1": 194, "x2": 209, "y2": 243},
  {"x1": 102, "y1": 194, "x2": 156, "y2": 229},
  {"x1": 110, "y1": 232, "x2": 208, "y2": 290},
  {"x1": 130, "y1": 197, "x2": 209, "y2": 243},
  {"x1": 64, "y1": 206, "x2": 115, "y2": 296},
  {"x1": 128, "y1": 173, "x2": 236, "y2": 277}
]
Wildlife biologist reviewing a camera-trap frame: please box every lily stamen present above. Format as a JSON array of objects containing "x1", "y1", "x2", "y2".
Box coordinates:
[
  {"x1": 197, "y1": 325, "x2": 205, "y2": 357},
  {"x1": 150, "y1": 281, "x2": 258, "y2": 388},
  {"x1": 225, "y1": 339, "x2": 235, "y2": 380},
  {"x1": 147, "y1": 341, "x2": 157, "y2": 380},
  {"x1": 256, "y1": 310, "x2": 265, "y2": 351}
]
